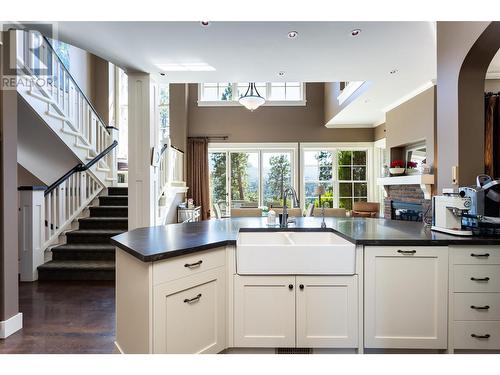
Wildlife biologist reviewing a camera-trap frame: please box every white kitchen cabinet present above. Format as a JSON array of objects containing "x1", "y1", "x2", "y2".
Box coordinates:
[
  {"x1": 296, "y1": 276, "x2": 358, "y2": 348},
  {"x1": 234, "y1": 275, "x2": 296, "y2": 347},
  {"x1": 364, "y1": 246, "x2": 448, "y2": 349},
  {"x1": 153, "y1": 267, "x2": 226, "y2": 354}
]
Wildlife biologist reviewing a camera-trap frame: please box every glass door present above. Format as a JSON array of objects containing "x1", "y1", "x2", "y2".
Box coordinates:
[{"x1": 229, "y1": 152, "x2": 259, "y2": 208}]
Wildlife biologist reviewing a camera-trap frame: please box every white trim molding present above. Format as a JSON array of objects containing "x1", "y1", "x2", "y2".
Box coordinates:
[
  {"x1": 382, "y1": 80, "x2": 435, "y2": 113},
  {"x1": 337, "y1": 81, "x2": 365, "y2": 106},
  {"x1": 486, "y1": 72, "x2": 500, "y2": 80},
  {"x1": 0, "y1": 313, "x2": 23, "y2": 339},
  {"x1": 377, "y1": 174, "x2": 434, "y2": 200}
]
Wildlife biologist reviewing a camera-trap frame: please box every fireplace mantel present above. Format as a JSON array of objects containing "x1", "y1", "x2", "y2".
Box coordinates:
[{"x1": 377, "y1": 174, "x2": 434, "y2": 199}]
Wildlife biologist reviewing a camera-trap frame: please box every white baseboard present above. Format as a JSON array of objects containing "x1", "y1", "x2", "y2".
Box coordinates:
[{"x1": 0, "y1": 312, "x2": 23, "y2": 339}]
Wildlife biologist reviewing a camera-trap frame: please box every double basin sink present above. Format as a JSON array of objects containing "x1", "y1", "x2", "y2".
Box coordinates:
[{"x1": 236, "y1": 231, "x2": 356, "y2": 275}]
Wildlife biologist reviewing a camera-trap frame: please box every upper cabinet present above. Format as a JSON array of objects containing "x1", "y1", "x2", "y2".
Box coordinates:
[{"x1": 364, "y1": 246, "x2": 448, "y2": 349}]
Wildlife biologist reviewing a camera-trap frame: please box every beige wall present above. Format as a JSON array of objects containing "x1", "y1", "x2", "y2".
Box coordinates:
[
  {"x1": 485, "y1": 79, "x2": 500, "y2": 92},
  {"x1": 0, "y1": 31, "x2": 19, "y2": 322},
  {"x1": 385, "y1": 87, "x2": 436, "y2": 166},
  {"x1": 374, "y1": 123, "x2": 386, "y2": 141},
  {"x1": 436, "y1": 21, "x2": 492, "y2": 190},
  {"x1": 169, "y1": 84, "x2": 189, "y2": 152},
  {"x1": 187, "y1": 83, "x2": 375, "y2": 143},
  {"x1": 91, "y1": 57, "x2": 110, "y2": 124}
]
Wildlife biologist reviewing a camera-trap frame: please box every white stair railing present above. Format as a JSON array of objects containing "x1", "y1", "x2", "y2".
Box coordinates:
[
  {"x1": 13, "y1": 29, "x2": 116, "y2": 184},
  {"x1": 44, "y1": 171, "x2": 103, "y2": 248}
]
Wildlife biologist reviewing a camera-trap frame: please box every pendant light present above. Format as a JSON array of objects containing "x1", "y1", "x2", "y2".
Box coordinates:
[{"x1": 239, "y1": 83, "x2": 265, "y2": 111}]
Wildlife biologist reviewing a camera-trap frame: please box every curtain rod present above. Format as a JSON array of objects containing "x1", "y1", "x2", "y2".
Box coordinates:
[
  {"x1": 188, "y1": 136, "x2": 229, "y2": 141},
  {"x1": 485, "y1": 92, "x2": 500, "y2": 96}
]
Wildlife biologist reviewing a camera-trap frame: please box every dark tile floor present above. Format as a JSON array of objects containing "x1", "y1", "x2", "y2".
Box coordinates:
[{"x1": 0, "y1": 281, "x2": 115, "y2": 354}]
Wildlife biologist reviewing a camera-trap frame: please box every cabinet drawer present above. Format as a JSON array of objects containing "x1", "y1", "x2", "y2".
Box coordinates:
[
  {"x1": 153, "y1": 247, "x2": 225, "y2": 286},
  {"x1": 452, "y1": 247, "x2": 500, "y2": 265},
  {"x1": 453, "y1": 265, "x2": 500, "y2": 293},
  {"x1": 454, "y1": 293, "x2": 500, "y2": 321},
  {"x1": 453, "y1": 321, "x2": 500, "y2": 350}
]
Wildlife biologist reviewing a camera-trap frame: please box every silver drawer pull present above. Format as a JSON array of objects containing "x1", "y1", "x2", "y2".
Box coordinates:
[
  {"x1": 184, "y1": 293, "x2": 202, "y2": 304},
  {"x1": 471, "y1": 277, "x2": 490, "y2": 282},
  {"x1": 471, "y1": 253, "x2": 490, "y2": 258},
  {"x1": 470, "y1": 305, "x2": 490, "y2": 310},
  {"x1": 471, "y1": 333, "x2": 490, "y2": 339},
  {"x1": 184, "y1": 260, "x2": 203, "y2": 268},
  {"x1": 397, "y1": 249, "x2": 416, "y2": 255}
]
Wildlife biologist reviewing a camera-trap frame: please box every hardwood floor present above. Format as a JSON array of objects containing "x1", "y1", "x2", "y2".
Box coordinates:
[{"x1": 0, "y1": 281, "x2": 115, "y2": 354}]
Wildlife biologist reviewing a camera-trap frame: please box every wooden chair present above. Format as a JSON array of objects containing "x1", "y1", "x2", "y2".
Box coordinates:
[
  {"x1": 312, "y1": 208, "x2": 347, "y2": 217},
  {"x1": 352, "y1": 202, "x2": 380, "y2": 218},
  {"x1": 230, "y1": 208, "x2": 262, "y2": 217},
  {"x1": 273, "y1": 208, "x2": 303, "y2": 217}
]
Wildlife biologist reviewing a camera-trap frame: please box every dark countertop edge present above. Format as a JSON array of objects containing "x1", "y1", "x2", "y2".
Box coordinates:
[
  {"x1": 111, "y1": 226, "x2": 500, "y2": 263},
  {"x1": 110, "y1": 238, "x2": 235, "y2": 262}
]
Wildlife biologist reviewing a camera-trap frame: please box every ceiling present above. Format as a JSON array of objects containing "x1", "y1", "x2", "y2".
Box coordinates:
[
  {"x1": 488, "y1": 49, "x2": 500, "y2": 75},
  {"x1": 53, "y1": 21, "x2": 437, "y2": 127}
]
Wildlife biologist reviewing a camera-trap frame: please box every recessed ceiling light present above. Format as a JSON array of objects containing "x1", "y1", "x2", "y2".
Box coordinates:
[
  {"x1": 278, "y1": 71, "x2": 286, "y2": 77},
  {"x1": 390, "y1": 69, "x2": 399, "y2": 75},
  {"x1": 287, "y1": 31, "x2": 298, "y2": 39},
  {"x1": 200, "y1": 21, "x2": 210, "y2": 27},
  {"x1": 350, "y1": 29, "x2": 362, "y2": 37}
]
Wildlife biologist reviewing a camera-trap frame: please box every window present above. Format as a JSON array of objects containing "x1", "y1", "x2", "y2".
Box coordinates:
[
  {"x1": 202, "y1": 82, "x2": 233, "y2": 101},
  {"x1": 199, "y1": 82, "x2": 305, "y2": 105},
  {"x1": 303, "y1": 150, "x2": 334, "y2": 208},
  {"x1": 338, "y1": 150, "x2": 368, "y2": 211},
  {"x1": 262, "y1": 152, "x2": 292, "y2": 207},
  {"x1": 269, "y1": 82, "x2": 302, "y2": 101},
  {"x1": 159, "y1": 85, "x2": 169, "y2": 139},
  {"x1": 208, "y1": 145, "x2": 297, "y2": 216},
  {"x1": 301, "y1": 145, "x2": 371, "y2": 211},
  {"x1": 117, "y1": 68, "x2": 128, "y2": 161}
]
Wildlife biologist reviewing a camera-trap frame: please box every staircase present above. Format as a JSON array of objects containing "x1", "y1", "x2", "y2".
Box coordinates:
[{"x1": 37, "y1": 187, "x2": 128, "y2": 281}]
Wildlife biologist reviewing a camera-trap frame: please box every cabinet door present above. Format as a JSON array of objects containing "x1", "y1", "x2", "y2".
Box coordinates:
[
  {"x1": 234, "y1": 275, "x2": 296, "y2": 347},
  {"x1": 296, "y1": 276, "x2": 358, "y2": 348},
  {"x1": 364, "y1": 246, "x2": 448, "y2": 349},
  {"x1": 153, "y1": 267, "x2": 226, "y2": 354}
]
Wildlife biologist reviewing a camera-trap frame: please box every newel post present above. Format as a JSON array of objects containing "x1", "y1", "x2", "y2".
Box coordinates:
[{"x1": 18, "y1": 186, "x2": 46, "y2": 281}]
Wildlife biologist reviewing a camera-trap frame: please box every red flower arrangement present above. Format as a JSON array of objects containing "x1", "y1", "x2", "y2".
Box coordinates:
[
  {"x1": 407, "y1": 161, "x2": 418, "y2": 169},
  {"x1": 390, "y1": 160, "x2": 405, "y2": 168}
]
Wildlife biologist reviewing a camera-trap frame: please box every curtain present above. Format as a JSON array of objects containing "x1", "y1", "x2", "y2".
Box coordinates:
[
  {"x1": 186, "y1": 138, "x2": 210, "y2": 220},
  {"x1": 485, "y1": 93, "x2": 500, "y2": 178}
]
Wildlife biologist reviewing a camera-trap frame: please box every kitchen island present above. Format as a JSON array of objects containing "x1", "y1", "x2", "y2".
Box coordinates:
[{"x1": 111, "y1": 217, "x2": 500, "y2": 354}]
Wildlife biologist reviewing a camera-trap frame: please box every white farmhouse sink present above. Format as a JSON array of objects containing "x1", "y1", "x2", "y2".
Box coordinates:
[{"x1": 236, "y1": 231, "x2": 356, "y2": 275}]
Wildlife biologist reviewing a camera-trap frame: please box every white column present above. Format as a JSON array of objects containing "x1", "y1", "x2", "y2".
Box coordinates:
[
  {"x1": 18, "y1": 188, "x2": 46, "y2": 282},
  {"x1": 128, "y1": 73, "x2": 160, "y2": 230}
]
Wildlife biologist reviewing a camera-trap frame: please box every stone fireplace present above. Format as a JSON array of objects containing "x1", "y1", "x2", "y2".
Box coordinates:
[
  {"x1": 377, "y1": 174, "x2": 434, "y2": 220},
  {"x1": 384, "y1": 185, "x2": 431, "y2": 220}
]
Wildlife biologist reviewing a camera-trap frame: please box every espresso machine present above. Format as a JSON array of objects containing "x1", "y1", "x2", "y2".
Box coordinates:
[
  {"x1": 431, "y1": 189, "x2": 473, "y2": 236},
  {"x1": 459, "y1": 175, "x2": 500, "y2": 235}
]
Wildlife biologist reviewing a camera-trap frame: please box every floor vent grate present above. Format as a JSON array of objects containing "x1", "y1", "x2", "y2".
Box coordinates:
[{"x1": 275, "y1": 348, "x2": 312, "y2": 354}]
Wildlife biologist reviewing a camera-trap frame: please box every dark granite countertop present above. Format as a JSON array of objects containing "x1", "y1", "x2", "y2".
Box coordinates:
[{"x1": 110, "y1": 217, "x2": 500, "y2": 262}]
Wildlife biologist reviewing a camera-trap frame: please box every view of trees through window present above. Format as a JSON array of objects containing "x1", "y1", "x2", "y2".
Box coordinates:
[
  {"x1": 209, "y1": 149, "x2": 294, "y2": 215},
  {"x1": 209, "y1": 146, "x2": 369, "y2": 216},
  {"x1": 263, "y1": 153, "x2": 291, "y2": 207},
  {"x1": 304, "y1": 151, "x2": 334, "y2": 208},
  {"x1": 230, "y1": 152, "x2": 259, "y2": 208},
  {"x1": 338, "y1": 150, "x2": 368, "y2": 210}
]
